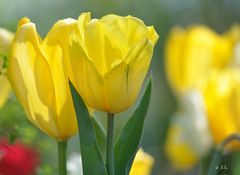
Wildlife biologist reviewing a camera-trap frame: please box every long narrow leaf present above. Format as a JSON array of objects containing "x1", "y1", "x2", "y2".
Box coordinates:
[
  {"x1": 92, "y1": 116, "x2": 106, "y2": 161},
  {"x1": 114, "y1": 79, "x2": 152, "y2": 175},
  {"x1": 69, "y1": 81, "x2": 107, "y2": 175}
]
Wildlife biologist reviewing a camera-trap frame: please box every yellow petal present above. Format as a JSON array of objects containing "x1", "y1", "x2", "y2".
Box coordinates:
[
  {"x1": 8, "y1": 23, "x2": 59, "y2": 138},
  {"x1": 18, "y1": 17, "x2": 31, "y2": 27},
  {"x1": 165, "y1": 26, "x2": 222, "y2": 95},
  {"x1": 41, "y1": 43, "x2": 78, "y2": 139},
  {"x1": 130, "y1": 148, "x2": 154, "y2": 175},
  {"x1": 77, "y1": 12, "x2": 91, "y2": 43},
  {"x1": 202, "y1": 69, "x2": 240, "y2": 144},
  {"x1": 104, "y1": 39, "x2": 153, "y2": 112},
  {"x1": 165, "y1": 125, "x2": 198, "y2": 171},
  {"x1": 165, "y1": 27, "x2": 186, "y2": 94},
  {"x1": 147, "y1": 26, "x2": 159, "y2": 45},
  {"x1": 80, "y1": 13, "x2": 157, "y2": 75},
  {"x1": 68, "y1": 33, "x2": 107, "y2": 111},
  {"x1": 43, "y1": 18, "x2": 78, "y2": 46}
]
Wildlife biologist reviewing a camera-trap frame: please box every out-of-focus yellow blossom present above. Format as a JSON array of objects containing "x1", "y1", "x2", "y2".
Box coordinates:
[
  {"x1": 130, "y1": 148, "x2": 154, "y2": 175},
  {"x1": 201, "y1": 69, "x2": 240, "y2": 144},
  {"x1": 0, "y1": 28, "x2": 13, "y2": 56},
  {"x1": 0, "y1": 28, "x2": 13, "y2": 108},
  {"x1": 0, "y1": 76, "x2": 10, "y2": 108},
  {"x1": 165, "y1": 26, "x2": 232, "y2": 96},
  {"x1": 165, "y1": 91, "x2": 211, "y2": 171},
  {"x1": 223, "y1": 24, "x2": 240, "y2": 67},
  {"x1": 68, "y1": 12, "x2": 159, "y2": 113},
  {"x1": 8, "y1": 17, "x2": 78, "y2": 141},
  {"x1": 224, "y1": 24, "x2": 240, "y2": 47}
]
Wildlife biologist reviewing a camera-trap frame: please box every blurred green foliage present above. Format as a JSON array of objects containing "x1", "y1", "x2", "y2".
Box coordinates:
[{"x1": 0, "y1": 0, "x2": 240, "y2": 174}]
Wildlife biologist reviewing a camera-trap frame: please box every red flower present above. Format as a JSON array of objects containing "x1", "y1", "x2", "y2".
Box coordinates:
[{"x1": 0, "y1": 138, "x2": 39, "y2": 175}]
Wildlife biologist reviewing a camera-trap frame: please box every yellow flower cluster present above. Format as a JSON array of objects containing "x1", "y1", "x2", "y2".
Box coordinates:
[
  {"x1": 7, "y1": 13, "x2": 158, "y2": 141},
  {"x1": 165, "y1": 24, "x2": 240, "y2": 170}
]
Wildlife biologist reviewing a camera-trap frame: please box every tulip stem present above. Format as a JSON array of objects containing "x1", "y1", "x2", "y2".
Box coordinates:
[
  {"x1": 58, "y1": 141, "x2": 67, "y2": 175},
  {"x1": 106, "y1": 113, "x2": 115, "y2": 175},
  {"x1": 207, "y1": 133, "x2": 240, "y2": 175}
]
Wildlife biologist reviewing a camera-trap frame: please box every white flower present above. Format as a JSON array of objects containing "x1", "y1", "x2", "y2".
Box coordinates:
[{"x1": 67, "y1": 153, "x2": 83, "y2": 175}]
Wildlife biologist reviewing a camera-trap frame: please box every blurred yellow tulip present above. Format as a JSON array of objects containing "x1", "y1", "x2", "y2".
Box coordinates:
[
  {"x1": 68, "y1": 12, "x2": 159, "y2": 113},
  {"x1": 165, "y1": 91, "x2": 211, "y2": 171},
  {"x1": 130, "y1": 148, "x2": 154, "y2": 175},
  {"x1": 201, "y1": 69, "x2": 240, "y2": 144},
  {"x1": 0, "y1": 28, "x2": 13, "y2": 108},
  {"x1": 0, "y1": 28, "x2": 13, "y2": 55},
  {"x1": 8, "y1": 17, "x2": 78, "y2": 141},
  {"x1": 0, "y1": 76, "x2": 11, "y2": 108},
  {"x1": 165, "y1": 26, "x2": 231, "y2": 96}
]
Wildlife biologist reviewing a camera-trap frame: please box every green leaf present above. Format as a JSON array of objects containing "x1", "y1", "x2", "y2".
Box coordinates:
[
  {"x1": 69, "y1": 81, "x2": 107, "y2": 175},
  {"x1": 92, "y1": 116, "x2": 106, "y2": 161},
  {"x1": 114, "y1": 79, "x2": 152, "y2": 175}
]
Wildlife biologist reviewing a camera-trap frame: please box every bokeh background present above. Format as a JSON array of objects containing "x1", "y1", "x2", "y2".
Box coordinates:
[{"x1": 1, "y1": 0, "x2": 240, "y2": 174}]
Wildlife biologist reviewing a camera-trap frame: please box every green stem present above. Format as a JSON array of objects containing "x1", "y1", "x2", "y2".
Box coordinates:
[
  {"x1": 207, "y1": 133, "x2": 240, "y2": 175},
  {"x1": 58, "y1": 141, "x2": 68, "y2": 175},
  {"x1": 106, "y1": 113, "x2": 115, "y2": 175}
]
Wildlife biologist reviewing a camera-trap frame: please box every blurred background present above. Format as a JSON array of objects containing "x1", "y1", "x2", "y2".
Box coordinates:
[{"x1": 1, "y1": 0, "x2": 240, "y2": 174}]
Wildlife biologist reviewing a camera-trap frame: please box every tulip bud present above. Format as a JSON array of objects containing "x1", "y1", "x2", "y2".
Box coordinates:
[{"x1": 129, "y1": 148, "x2": 154, "y2": 175}]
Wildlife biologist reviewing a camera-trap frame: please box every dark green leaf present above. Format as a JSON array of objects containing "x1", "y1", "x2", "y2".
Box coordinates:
[
  {"x1": 114, "y1": 79, "x2": 152, "y2": 175},
  {"x1": 69, "y1": 81, "x2": 107, "y2": 175},
  {"x1": 92, "y1": 116, "x2": 106, "y2": 161}
]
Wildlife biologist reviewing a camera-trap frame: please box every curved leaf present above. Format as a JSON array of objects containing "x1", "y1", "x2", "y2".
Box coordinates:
[
  {"x1": 69, "y1": 81, "x2": 107, "y2": 175},
  {"x1": 92, "y1": 116, "x2": 106, "y2": 161},
  {"x1": 114, "y1": 79, "x2": 152, "y2": 175}
]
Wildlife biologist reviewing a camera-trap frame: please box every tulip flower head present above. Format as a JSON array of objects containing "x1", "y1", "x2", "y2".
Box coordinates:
[
  {"x1": 129, "y1": 148, "x2": 154, "y2": 175},
  {"x1": 165, "y1": 26, "x2": 231, "y2": 96},
  {"x1": 68, "y1": 12, "x2": 159, "y2": 113},
  {"x1": 201, "y1": 69, "x2": 240, "y2": 144},
  {"x1": 8, "y1": 17, "x2": 78, "y2": 141}
]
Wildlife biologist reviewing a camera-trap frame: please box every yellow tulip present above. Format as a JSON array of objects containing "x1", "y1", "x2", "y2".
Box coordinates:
[
  {"x1": 165, "y1": 26, "x2": 232, "y2": 96},
  {"x1": 8, "y1": 17, "x2": 78, "y2": 141},
  {"x1": 201, "y1": 69, "x2": 240, "y2": 144},
  {"x1": 129, "y1": 148, "x2": 154, "y2": 175},
  {"x1": 165, "y1": 91, "x2": 211, "y2": 171},
  {"x1": 67, "y1": 12, "x2": 159, "y2": 113},
  {"x1": 165, "y1": 124, "x2": 198, "y2": 171},
  {"x1": 0, "y1": 28, "x2": 13, "y2": 108}
]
